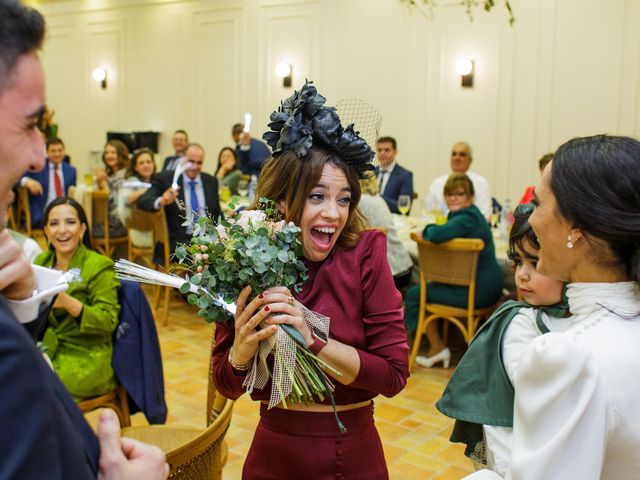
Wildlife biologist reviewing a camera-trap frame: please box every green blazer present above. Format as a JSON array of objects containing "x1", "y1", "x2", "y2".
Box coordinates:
[
  {"x1": 36, "y1": 244, "x2": 121, "y2": 400},
  {"x1": 423, "y1": 204, "x2": 503, "y2": 308}
]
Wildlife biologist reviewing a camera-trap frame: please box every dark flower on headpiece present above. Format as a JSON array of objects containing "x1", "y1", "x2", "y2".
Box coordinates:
[{"x1": 262, "y1": 81, "x2": 375, "y2": 178}]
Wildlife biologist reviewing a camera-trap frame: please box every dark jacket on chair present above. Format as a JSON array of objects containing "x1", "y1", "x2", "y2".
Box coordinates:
[
  {"x1": 0, "y1": 299, "x2": 99, "y2": 479},
  {"x1": 113, "y1": 280, "x2": 167, "y2": 424}
]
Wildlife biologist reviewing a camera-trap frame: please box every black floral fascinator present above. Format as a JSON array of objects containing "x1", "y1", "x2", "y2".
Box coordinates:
[{"x1": 262, "y1": 81, "x2": 375, "y2": 178}]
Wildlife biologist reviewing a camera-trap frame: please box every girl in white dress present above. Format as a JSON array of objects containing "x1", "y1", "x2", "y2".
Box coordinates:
[{"x1": 466, "y1": 134, "x2": 640, "y2": 479}]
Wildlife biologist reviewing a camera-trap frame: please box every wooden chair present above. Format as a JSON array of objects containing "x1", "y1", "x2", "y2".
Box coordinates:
[
  {"x1": 127, "y1": 206, "x2": 156, "y2": 268},
  {"x1": 77, "y1": 384, "x2": 131, "y2": 428},
  {"x1": 92, "y1": 190, "x2": 128, "y2": 257},
  {"x1": 127, "y1": 206, "x2": 186, "y2": 325},
  {"x1": 408, "y1": 232, "x2": 498, "y2": 371},
  {"x1": 122, "y1": 326, "x2": 233, "y2": 479},
  {"x1": 15, "y1": 186, "x2": 43, "y2": 238}
]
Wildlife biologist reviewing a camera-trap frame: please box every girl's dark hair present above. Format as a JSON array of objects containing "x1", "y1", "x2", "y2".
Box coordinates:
[
  {"x1": 508, "y1": 203, "x2": 539, "y2": 262},
  {"x1": 551, "y1": 135, "x2": 640, "y2": 282},
  {"x1": 215, "y1": 147, "x2": 237, "y2": 175},
  {"x1": 43, "y1": 197, "x2": 92, "y2": 250},
  {"x1": 126, "y1": 147, "x2": 156, "y2": 179}
]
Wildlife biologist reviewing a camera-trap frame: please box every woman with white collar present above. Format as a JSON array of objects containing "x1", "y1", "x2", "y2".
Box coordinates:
[{"x1": 466, "y1": 135, "x2": 640, "y2": 479}]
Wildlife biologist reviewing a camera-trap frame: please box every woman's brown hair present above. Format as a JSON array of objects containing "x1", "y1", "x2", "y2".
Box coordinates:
[
  {"x1": 102, "y1": 139, "x2": 130, "y2": 175},
  {"x1": 443, "y1": 173, "x2": 475, "y2": 197},
  {"x1": 126, "y1": 147, "x2": 156, "y2": 180},
  {"x1": 253, "y1": 147, "x2": 366, "y2": 249}
]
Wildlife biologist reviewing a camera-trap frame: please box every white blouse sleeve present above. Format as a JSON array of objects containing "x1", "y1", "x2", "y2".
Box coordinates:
[
  {"x1": 501, "y1": 308, "x2": 540, "y2": 384},
  {"x1": 464, "y1": 332, "x2": 610, "y2": 480},
  {"x1": 511, "y1": 332, "x2": 609, "y2": 479}
]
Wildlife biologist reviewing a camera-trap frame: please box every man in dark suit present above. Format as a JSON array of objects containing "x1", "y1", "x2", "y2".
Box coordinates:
[
  {"x1": 232, "y1": 123, "x2": 271, "y2": 177},
  {"x1": 0, "y1": 1, "x2": 168, "y2": 478},
  {"x1": 161, "y1": 129, "x2": 189, "y2": 172},
  {"x1": 20, "y1": 136, "x2": 76, "y2": 228},
  {"x1": 376, "y1": 136, "x2": 414, "y2": 214},
  {"x1": 138, "y1": 142, "x2": 222, "y2": 256}
]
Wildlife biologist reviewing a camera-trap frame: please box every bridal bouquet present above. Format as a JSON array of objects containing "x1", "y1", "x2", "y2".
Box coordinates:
[{"x1": 115, "y1": 199, "x2": 343, "y2": 427}]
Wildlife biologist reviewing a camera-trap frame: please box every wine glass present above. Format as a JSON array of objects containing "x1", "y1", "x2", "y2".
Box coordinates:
[
  {"x1": 398, "y1": 194, "x2": 411, "y2": 216},
  {"x1": 237, "y1": 179, "x2": 249, "y2": 198}
]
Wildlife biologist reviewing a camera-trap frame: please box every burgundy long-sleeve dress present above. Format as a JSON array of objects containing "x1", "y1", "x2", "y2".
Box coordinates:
[{"x1": 212, "y1": 230, "x2": 410, "y2": 479}]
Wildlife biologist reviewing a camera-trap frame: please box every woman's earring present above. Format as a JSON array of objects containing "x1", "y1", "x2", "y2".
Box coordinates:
[{"x1": 567, "y1": 235, "x2": 574, "y2": 249}]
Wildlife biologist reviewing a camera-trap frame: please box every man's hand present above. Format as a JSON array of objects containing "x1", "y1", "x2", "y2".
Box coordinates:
[
  {"x1": 239, "y1": 132, "x2": 251, "y2": 146},
  {"x1": 97, "y1": 409, "x2": 169, "y2": 480},
  {"x1": 159, "y1": 188, "x2": 178, "y2": 207},
  {"x1": 24, "y1": 178, "x2": 43, "y2": 195},
  {"x1": 0, "y1": 229, "x2": 35, "y2": 300}
]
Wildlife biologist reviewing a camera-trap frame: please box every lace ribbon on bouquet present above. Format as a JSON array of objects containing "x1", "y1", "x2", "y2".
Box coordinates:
[{"x1": 243, "y1": 306, "x2": 331, "y2": 409}]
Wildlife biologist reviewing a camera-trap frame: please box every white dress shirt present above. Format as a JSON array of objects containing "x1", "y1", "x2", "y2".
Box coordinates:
[
  {"x1": 426, "y1": 170, "x2": 492, "y2": 220},
  {"x1": 466, "y1": 281, "x2": 640, "y2": 479}
]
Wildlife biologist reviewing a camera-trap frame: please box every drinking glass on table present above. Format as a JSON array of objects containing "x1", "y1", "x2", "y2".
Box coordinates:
[
  {"x1": 237, "y1": 179, "x2": 249, "y2": 198},
  {"x1": 398, "y1": 194, "x2": 411, "y2": 216}
]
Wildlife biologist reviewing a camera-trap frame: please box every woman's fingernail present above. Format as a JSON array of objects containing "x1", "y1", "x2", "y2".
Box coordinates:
[
  {"x1": 259, "y1": 293, "x2": 264, "y2": 299},
  {"x1": 264, "y1": 306, "x2": 270, "y2": 312}
]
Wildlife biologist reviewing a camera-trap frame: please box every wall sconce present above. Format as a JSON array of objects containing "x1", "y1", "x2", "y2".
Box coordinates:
[
  {"x1": 92, "y1": 67, "x2": 108, "y2": 89},
  {"x1": 455, "y1": 58, "x2": 474, "y2": 88},
  {"x1": 275, "y1": 62, "x2": 293, "y2": 88}
]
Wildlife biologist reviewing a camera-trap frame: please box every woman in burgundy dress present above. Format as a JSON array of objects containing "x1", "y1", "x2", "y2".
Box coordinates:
[{"x1": 212, "y1": 82, "x2": 410, "y2": 479}]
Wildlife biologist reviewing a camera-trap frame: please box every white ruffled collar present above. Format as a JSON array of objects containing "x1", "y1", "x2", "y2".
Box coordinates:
[{"x1": 567, "y1": 282, "x2": 640, "y2": 319}]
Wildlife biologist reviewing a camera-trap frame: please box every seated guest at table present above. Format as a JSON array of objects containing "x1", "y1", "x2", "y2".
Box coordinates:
[
  {"x1": 137, "y1": 143, "x2": 222, "y2": 257},
  {"x1": 117, "y1": 147, "x2": 157, "y2": 248},
  {"x1": 232, "y1": 123, "x2": 271, "y2": 177},
  {"x1": 426, "y1": 142, "x2": 492, "y2": 221},
  {"x1": 376, "y1": 136, "x2": 414, "y2": 214},
  {"x1": 405, "y1": 173, "x2": 503, "y2": 368},
  {"x1": 215, "y1": 146, "x2": 243, "y2": 195},
  {"x1": 94, "y1": 139, "x2": 129, "y2": 238},
  {"x1": 519, "y1": 152, "x2": 552, "y2": 205},
  {"x1": 161, "y1": 129, "x2": 189, "y2": 172},
  {"x1": 358, "y1": 174, "x2": 413, "y2": 290},
  {"x1": 35, "y1": 197, "x2": 120, "y2": 400},
  {"x1": 20, "y1": 136, "x2": 76, "y2": 229}
]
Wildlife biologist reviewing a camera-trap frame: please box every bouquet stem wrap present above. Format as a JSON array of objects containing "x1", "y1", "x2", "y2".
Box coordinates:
[{"x1": 244, "y1": 306, "x2": 331, "y2": 409}]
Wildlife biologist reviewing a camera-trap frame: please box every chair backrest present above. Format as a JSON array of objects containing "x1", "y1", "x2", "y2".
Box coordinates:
[
  {"x1": 16, "y1": 186, "x2": 32, "y2": 236},
  {"x1": 168, "y1": 324, "x2": 232, "y2": 478},
  {"x1": 126, "y1": 206, "x2": 171, "y2": 268},
  {"x1": 410, "y1": 232, "x2": 484, "y2": 287}
]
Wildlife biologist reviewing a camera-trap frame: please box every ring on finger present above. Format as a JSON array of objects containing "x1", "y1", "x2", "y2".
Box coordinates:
[{"x1": 287, "y1": 296, "x2": 295, "y2": 307}]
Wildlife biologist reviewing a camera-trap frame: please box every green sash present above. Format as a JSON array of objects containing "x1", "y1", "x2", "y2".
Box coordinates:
[{"x1": 435, "y1": 296, "x2": 569, "y2": 456}]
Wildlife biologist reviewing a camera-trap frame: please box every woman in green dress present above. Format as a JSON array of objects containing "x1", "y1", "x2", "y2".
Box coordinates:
[
  {"x1": 36, "y1": 197, "x2": 121, "y2": 400},
  {"x1": 405, "y1": 173, "x2": 503, "y2": 368}
]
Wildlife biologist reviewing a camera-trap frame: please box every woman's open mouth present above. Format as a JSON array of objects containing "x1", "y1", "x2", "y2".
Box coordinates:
[{"x1": 309, "y1": 226, "x2": 336, "y2": 251}]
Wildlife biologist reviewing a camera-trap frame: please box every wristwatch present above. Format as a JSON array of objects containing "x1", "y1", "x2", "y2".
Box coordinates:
[{"x1": 309, "y1": 330, "x2": 328, "y2": 355}]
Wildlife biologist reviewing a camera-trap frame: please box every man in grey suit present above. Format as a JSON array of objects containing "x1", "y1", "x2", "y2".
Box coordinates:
[{"x1": 0, "y1": 1, "x2": 168, "y2": 478}]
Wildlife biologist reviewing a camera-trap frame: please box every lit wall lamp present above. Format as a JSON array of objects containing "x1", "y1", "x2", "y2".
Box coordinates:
[
  {"x1": 455, "y1": 58, "x2": 475, "y2": 88},
  {"x1": 92, "y1": 67, "x2": 108, "y2": 89},
  {"x1": 275, "y1": 62, "x2": 293, "y2": 88}
]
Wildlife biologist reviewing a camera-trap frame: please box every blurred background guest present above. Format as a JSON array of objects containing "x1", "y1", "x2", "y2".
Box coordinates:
[
  {"x1": 215, "y1": 146, "x2": 243, "y2": 195},
  {"x1": 358, "y1": 174, "x2": 413, "y2": 290},
  {"x1": 375, "y1": 136, "x2": 414, "y2": 214},
  {"x1": 117, "y1": 147, "x2": 157, "y2": 248},
  {"x1": 426, "y1": 142, "x2": 492, "y2": 221},
  {"x1": 94, "y1": 139, "x2": 130, "y2": 238},
  {"x1": 36, "y1": 197, "x2": 120, "y2": 400},
  {"x1": 519, "y1": 152, "x2": 553, "y2": 205},
  {"x1": 161, "y1": 129, "x2": 189, "y2": 172},
  {"x1": 231, "y1": 123, "x2": 271, "y2": 177},
  {"x1": 405, "y1": 173, "x2": 503, "y2": 368},
  {"x1": 20, "y1": 136, "x2": 76, "y2": 229}
]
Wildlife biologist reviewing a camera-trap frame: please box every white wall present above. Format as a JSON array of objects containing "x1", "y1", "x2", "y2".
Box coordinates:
[{"x1": 34, "y1": 0, "x2": 640, "y2": 205}]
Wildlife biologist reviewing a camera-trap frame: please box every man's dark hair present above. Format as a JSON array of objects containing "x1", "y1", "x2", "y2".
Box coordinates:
[
  {"x1": 0, "y1": 0, "x2": 45, "y2": 94},
  {"x1": 376, "y1": 136, "x2": 397, "y2": 150},
  {"x1": 45, "y1": 136, "x2": 64, "y2": 149},
  {"x1": 173, "y1": 129, "x2": 188, "y2": 139},
  {"x1": 232, "y1": 123, "x2": 244, "y2": 136}
]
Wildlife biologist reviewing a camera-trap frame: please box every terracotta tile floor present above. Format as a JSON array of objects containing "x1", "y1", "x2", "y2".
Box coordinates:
[{"x1": 100, "y1": 290, "x2": 474, "y2": 479}]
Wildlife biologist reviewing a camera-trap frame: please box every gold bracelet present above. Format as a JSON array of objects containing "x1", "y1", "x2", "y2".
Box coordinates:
[{"x1": 228, "y1": 351, "x2": 251, "y2": 371}]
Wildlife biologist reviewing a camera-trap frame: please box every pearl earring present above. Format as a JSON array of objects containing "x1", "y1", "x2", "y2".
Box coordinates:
[{"x1": 567, "y1": 235, "x2": 574, "y2": 249}]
